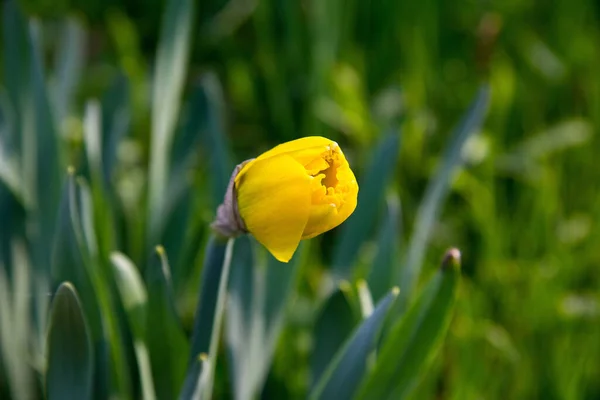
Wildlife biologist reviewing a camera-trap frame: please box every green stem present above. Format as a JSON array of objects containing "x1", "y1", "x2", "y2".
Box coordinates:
[{"x1": 203, "y1": 237, "x2": 235, "y2": 399}]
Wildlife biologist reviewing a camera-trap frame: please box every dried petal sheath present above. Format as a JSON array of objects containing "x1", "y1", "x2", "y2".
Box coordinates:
[
  {"x1": 211, "y1": 161, "x2": 251, "y2": 237},
  {"x1": 212, "y1": 136, "x2": 358, "y2": 262}
]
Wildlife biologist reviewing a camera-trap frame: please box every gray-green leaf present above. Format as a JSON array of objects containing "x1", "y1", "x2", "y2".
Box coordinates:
[
  {"x1": 357, "y1": 249, "x2": 461, "y2": 400},
  {"x1": 46, "y1": 282, "x2": 93, "y2": 400}
]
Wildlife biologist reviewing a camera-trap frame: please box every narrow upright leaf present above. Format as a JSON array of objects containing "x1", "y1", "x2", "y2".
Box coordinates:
[
  {"x1": 332, "y1": 130, "x2": 401, "y2": 278},
  {"x1": 226, "y1": 236, "x2": 302, "y2": 400},
  {"x1": 52, "y1": 170, "x2": 131, "y2": 398},
  {"x1": 28, "y1": 21, "x2": 61, "y2": 264},
  {"x1": 187, "y1": 354, "x2": 210, "y2": 400},
  {"x1": 147, "y1": 0, "x2": 194, "y2": 241},
  {"x1": 51, "y1": 18, "x2": 85, "y2": 125},
  {"x1": 100, "y1": 74, "x2": 130, "y2": 186},
  {"x1": 357, "y1": 249, "x2": 461, "y2": 400},
  {"x1": 146, "y1": 246, "x2": 189, "y2": 400},
  {"x1": 186, "y1": 237, "x2": 227, "y2": 362},
  {"x1": 400, "y1": 87, "x2": 489, "y2": 301},
  {"x1": 310, "y1": 287, "x2": 399, "y2": 400},
  {"x1": 1, "y1": 0, "x2": 29, "y2": 153},
  {"x1": 51, "y1": 170, "x2": 108, "y2": 399},
  {"x1": 46, "y1": 282, "x2": 93, "y2": 400},
  {"x1": 180, "y1": 238, "x2": 235, "y2": 400},
  {"x1": 310, "y1": 283, "x2": 358, "y2": 387},
  {"x1": 0, "y1": 242, "x2": 35, "y2": 400},
  {"x1": 196, "y1": 74, "x2": 232, "y2": 207},
  {"x1": 111, "y1": 252, "x2": 156, "y2": 400},
  {"x1": 367, "y1": 195, "x2": 402, "y2": 302}
]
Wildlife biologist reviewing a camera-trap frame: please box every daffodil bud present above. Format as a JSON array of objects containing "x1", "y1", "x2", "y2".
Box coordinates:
[{"x1": 212, "y1": 136, "x2": 359, "y2": 263}]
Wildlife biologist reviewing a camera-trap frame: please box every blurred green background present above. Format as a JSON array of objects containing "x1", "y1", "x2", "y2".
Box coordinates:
[{"x1": 1, "y1": 0, "x2": 599, "y2": 398}]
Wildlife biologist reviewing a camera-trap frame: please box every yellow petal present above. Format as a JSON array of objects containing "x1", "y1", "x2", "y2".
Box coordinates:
[
  {"x1": 303, "y1": 171, "x2": 358, "y2": 239},
  {"x1": 254, "y1": 136, "x2": 332, "y2": 162},
  {"x1": 235, "y1": 154, "x2": 311, "y2": 262},
  {"x1": 235, "y1": 137, "x2": 334, "y2": 182}
]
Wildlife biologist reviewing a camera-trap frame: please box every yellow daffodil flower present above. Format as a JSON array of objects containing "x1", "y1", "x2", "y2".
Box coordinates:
[{"x1": 212, "y1": 136, "x2": 358, "y2": 262}]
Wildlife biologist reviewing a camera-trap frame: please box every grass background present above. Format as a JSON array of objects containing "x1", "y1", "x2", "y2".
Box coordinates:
[{"x1": 1, "y1": 0, "x2": 600, "y2": 398}]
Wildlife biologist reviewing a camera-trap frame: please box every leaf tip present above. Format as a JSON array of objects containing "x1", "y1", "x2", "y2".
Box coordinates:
[
  {"x1": 198, "y1": 352, "x2": 208, "y2": 362},
  {"x1": 155, "y1": 245, "x2": 165, "y2": 255},
  {"x1": 338, "y1": 279, "x2": 352, "y2": 293},
  {"x1": 442, "y1": 248, "x2": 461, "y2": 271},
  {"x1": 391, "y1": 286, "x2": 400, "y2": 296},
  {"x1": 56, "y1": 281, "x2": 76, "y2": 296},
  {"x1": 67, "y1": 165, "x2": 76, "y2": 175}
]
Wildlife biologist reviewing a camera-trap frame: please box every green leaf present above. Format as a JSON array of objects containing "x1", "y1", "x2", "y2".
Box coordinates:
[
  {"x1": 52, "y1": 170, "x2": 134, "y2": 398},
  {"x1": 310, "y1": 286, "x2": 399, "y2": 400},
  {"x1": 1, "y1": 0, "x2": 29, "y2": 154},
  {"x1": 180, "y1": 238, "x2": 235, "y2": 400},
  {"x1": 0, "y1": 139, "x2": 26, "y2": 273},
  {"x1": 146, "y1": 246, "x2": 189, "y2": 400},
  {"x1": 46, "y1": 282, "x2": 93, "y2": 400},
  {"x1": 2, "y1": 10, "x2": 62, "y2": 273},
  {"x1": 356, "y1": 249, "x2": 461, "y2": 400},
  {"x1": 310, "y1": 282, "x2": 358, "y2": 388},
  {"x1": 111, "y1": 252, "x2": 147, "y2": 336},
  {"x1": 147, "y1": 0, "x2": 194, "y2": 242},
  {"x1": 111, "y1": 252, "x2": 156, "y2": 400},
  {"x1": 28, "y1": 21, "x2": 61, "y2": 267},
  {"x1": 226, "y1": 236, "x2": 303, "y2": 399},
  {"x1": 0, "y1": 94, "x2": 25, "y2": 207},
  {"x1": 185, "y1": 236, "x2": 227, "y2": 362},
  {"x1": 367, "y1": 195, "x2": 402, "y2": 303},
  {"x1": 185, "y1": 354, "x2": 210, "y2": 400},
  {"x1": 100, "y1": 73, "x2": 130, "y2": 186},
  {"x1": 51, "y1": 170, "x2": 109, "y2": 398},
  {"x1": 195, "y1": 74, "x2": 232, "y2": 208},
  {"x1": 180, "y1": 237, "x2": 226, "y2": 399},
  {"x1": 400, "y1": 86, "x2": 489, "y2": 302},
  {"x1": 51, "y1": 18, "x2": 85, "y2": 125},
  {"x1": 83, "y1": 100, "x2": 103, "y2": 186},
  {"x1": 332, "y1": 130, "x2": 401, "y2": 278},
  {"x1": 0, "y1": 242, "x2": 37, "y2": 400}
]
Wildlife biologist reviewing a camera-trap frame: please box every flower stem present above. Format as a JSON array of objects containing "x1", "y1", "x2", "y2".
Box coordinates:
[{"x1": 203, "y1": 237, "x2": 235, "y2": 400}]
